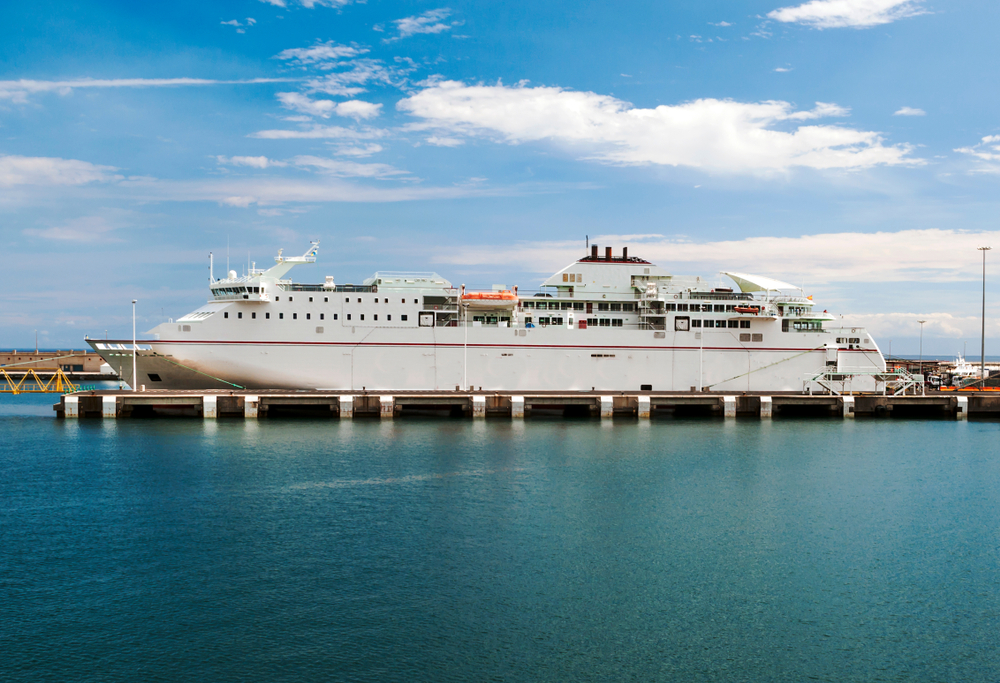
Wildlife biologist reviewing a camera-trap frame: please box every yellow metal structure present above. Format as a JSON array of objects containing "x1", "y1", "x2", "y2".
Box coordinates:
[{"x1": 0, "y1": 368, "x2": 80, "y2": 394}]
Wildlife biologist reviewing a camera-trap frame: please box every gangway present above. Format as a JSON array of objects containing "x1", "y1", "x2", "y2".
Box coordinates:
[
  {"x1": 0, "y1": 368, "x2": 80, "y2": 394},
  {"x1": 803, "y1": 369, "x2": 924, "y2": 396}
]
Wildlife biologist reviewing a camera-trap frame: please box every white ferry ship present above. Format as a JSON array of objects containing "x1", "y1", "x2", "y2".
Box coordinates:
[{"x1": 87, "y1": 242, "x2": 886, "y2": 392}]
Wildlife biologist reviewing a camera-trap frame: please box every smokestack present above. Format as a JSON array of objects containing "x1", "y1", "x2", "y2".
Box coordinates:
[
  {"x1": 622, "y1": 247, "x2": 628, "y2": 261},
  {"x1": 591, "y1": 245, "x2": 598, "y2": 259},
  {"x1": 605, "y1": 246, "x2": 612, "y2": 261}
]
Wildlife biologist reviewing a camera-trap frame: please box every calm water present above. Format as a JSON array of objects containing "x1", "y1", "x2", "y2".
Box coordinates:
[{"x1": 2, "y1": 393, "x2": 1000, "y2": 682}]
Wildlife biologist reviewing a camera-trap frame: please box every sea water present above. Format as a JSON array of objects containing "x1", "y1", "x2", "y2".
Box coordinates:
[{"x1": 2, "y1": 392, "x2": 1000, "y2": 682}]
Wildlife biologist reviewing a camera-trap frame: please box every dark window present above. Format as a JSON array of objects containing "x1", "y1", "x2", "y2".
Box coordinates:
[
  {"x1": 347, "y1": 314, "x2": 351, "y2": 320},
  {"x1": 309, "y1": 297, "x2": 313, "y2": 302},
  {"x1": 740, "y1": 320, "x2": 750, "y2": 329},
  {"x1": 324, "y1": 297, "x2": 328, "y2": 303},
  {"x1": 224, "y1": 312, "x2": 229, "y2": 319},
  {"x1": 752, "y1": 333, "x2": 763, "y2": 342},
  {"x1": 623, "y1": 303, "x2": 635, "y2": 312},
  {"x1": 252, "y1": 312, "x2": 256, "y2": 319},
  {"x1": 401, "y1": 298, "x2": 406, "y2": 304},
  {"x1": 238, "y1": 312, "x2": 243, "y2": 319},
  {"x1": 357, "y1": 298, "x2": 361, "y2": 303},
  {"x1": 678, "y1": 303, "x2": 688, "y2": 312},
  {"x1": 279, "y1": 313, "x2": 284, "y2": 319},
  {"x1": 147, "y1": 373, "x2": 162, "y2": 382},
  {"x1": 360, "y1": 314, "x2": 365, "y2": 321},
  {"x1": 334, "y1": 314, "x2": 338, "y2": 320},
  {"x1": 293, "y1": 313, "x2": 298, "y2": 320},
  {"x1": 612, "y1": 319, "x2": 623, "y2": 327},
  {"x1": 598, "y1": 303, "x2": 610, "y2": 311},
  {"x1": 289, "y1": 297, "x2": 293, "y2": 302},
  {"x1": 401, "y1": 314, "x2": 407, "y2": 321},
  {"x1": 782, "y1": 320, "x2": 789, "y2": 332},
  {"x1": 740, "y1": 333, "x2": 751, "y2": 342},
  {"x1": 306, "y1": 313, "x2": 311, "y2": 320},
  {"x1": 374, "y1": 298, "x2": 378, "y2": 304},
  {"x1": 275, "y1": 297, "x2": 280, "y2": 301},
  {"x1": 610, "y1": 303, "x2": 622, "y2": 311},
  {"x1": 728, "y1": 320, "x2": 738, "y2": 328},
  {"x1": 384, "y1": 298, "x2": 388, "y2": 303},
  {"x1": 320, "y1": 313, "x2": 324, "y2": 320},
  {"x1": 714, "y1": 305, "x2": 725, "y2": 312},
  {"x1": 374, "y1": 314, "x2": 378, "y2": 321},
  {"x1": 387, "y1": 314, "x2": 391, "y2": 321},
  {"x1": 691, "y1": 319, "x2": 701, "y2": 327},
  {"x1": 345, "y1": 297, "x2": 350, "y2": 302},
  {"x1": 266, "y1": 313, "x2": 270, "y2": 319},
  {"x1": 413, "y1": 299, "x2": 418, "y2": 304}
]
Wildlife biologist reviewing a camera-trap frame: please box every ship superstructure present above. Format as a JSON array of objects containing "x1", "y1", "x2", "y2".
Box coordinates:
[{"x1": 87, "y1": 242, "x2": 885, "y2": 392}]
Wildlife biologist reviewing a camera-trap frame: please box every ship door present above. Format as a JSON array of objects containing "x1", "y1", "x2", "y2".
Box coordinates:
[
  {"x1": 586, "y1": 302, "x2": 593, "y2": 314},
  {"x1": 419, "y1": 312, "x2": 434, "y2": 327},
  {"x1": 825, "y1": 344, "x2": 837, "y2": 367}
]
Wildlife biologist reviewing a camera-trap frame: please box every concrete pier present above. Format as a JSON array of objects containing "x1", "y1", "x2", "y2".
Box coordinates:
[{"x1": 52, "y1": 389, "x2": 991, "y2": 420}]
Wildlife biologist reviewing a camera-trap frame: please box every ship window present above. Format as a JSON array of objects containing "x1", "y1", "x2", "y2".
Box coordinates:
[
  {"x1": 324, "y1": 297, "x2": 328, "y2": 303},
  {"x1": 726, "y1": 305, "x2": 734, "y2": 312},
  {"x1": 387, "y1": 315, "x2": 391, "y2": 321},
  {"x1": 850, "y1": 337, "x2": 860, "y2": 344},
  {"x1": 347, "y1": 314, "x2": 351, "y2": 320},
  {"x1": 374, "y1": 298, "x2": 378, "y2": 304},
  {"x1": 238, "y1": 312, "x2": 243, "y2": 319},
  {"x1": 612, "y1": 319, "x2": 623, "y2": 327},
  {"x1": 563, "y1": 274, "x2": 568, "y2": 282},
  {"x1": 691, "y1": 319, "x2": 702, "y2": 328},
  {"x1": 752, "y1": 333, "x2": 763, "y2": 342},
  {"x1": 740, "y1": 333, "x2": 751, "y2": 342},
  {"x1": 320, "y1": 313, "x2": 324, "y2": 320},
  {"x1": 678, "y1": 304, "x2": 688, "y2": 312},
  {"x1": 275, "y1": 297, "x2": 280, "y2": 301},
  {"x1": 309, "y1": 297, "x2": 313, "y2": 302},
  {"x1": 717, "y1": 320, "x2": 726, "y2": 327},
  {"x1": 414, "y1": 299, "x2": 418, "y2": 304},
  {"x1": 728, "y1": 320, "x2": 738, "y2": 328},
  {"x1": 279, "y1": 313, "x2": 284, "y2": 320},
  {"x1": 553, "y1": 317, "x2": 563, "y2": 325},
  {"x1": 346, "y1": 297, "x2": 350, "y2": 303},
  {"x1": 289, "y1": 297, "x2": 293, "y2": 302},
  {"x1": 598, "y1": 303, "x2": 609, "y2": 311},
  {"x1": 675, "y1": 316, "x2": 690, "y2": 331},
  {"x1": 401, "y1": 315, "x2": 407, "y2": 321},
  {"x1": 147, "y1": 374, "x2": 162, "y2": 382},
  {"x1": 358, "y1": 298, "x2": 362, "y2": 303},
  {"x1": 740, "y1": 320, "x2": 750, "y2": 329},
  {"x1": 293, "y1": 313, "x2": 298, "y2": 320},
  {"x1": 610, "y1": 303, "x2": 622, "y2": 311},
  {"x1": 573, "y1": 302, "x2": 584, "y2": 310},
  {"x1": 265, "y1": 313, "x2": 270, "y2": 320},
  {"x1": 316, "y1": 327, "x2": 324, "y2": 334},
  {"x1": 561, "y1": 302, "x2": 571, "y2": 310},
  {"x1": 252, "y1": 312, "x2": 256, "y2": 319},
  {"x1": 523, "y1": 301, "x2": 534, "y2": 309},
  {"x1": 360, "y1": 314, "x2": 365, "y2": 321},
  {"x1": 714, "y1": 305, "x2": 725, "y2": 312},
  {"x1": 401, "y1": 298, "x2": 406, "y2": 304},
  {"x1": 333, "y1": 314, "x2": 338, "y2": 320},
  {"x1": 384, "y1": 298, "x2": 388, "y2": 303},
  {"x1": 623, "y1": 303, "x2": 635, "y2": 312},
  {"x1": 782, "y1": 320, "x2": 789, "y2": 332},
  {"x1": 374, "y1": 314, "x2": 378, "y2": 321},
  {"x1": 224, "y1": 312, "x2": 229, "y2": 319},
  {"x1": 306, "y1": 313, "x2": 311, "y2": 320}
]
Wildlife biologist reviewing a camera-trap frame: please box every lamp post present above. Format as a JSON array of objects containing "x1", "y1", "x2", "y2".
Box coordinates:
[
  {"x1": 918, "y1": 320, "x2": 927, "y2": 394},
  {"x1": 132, "y1": 299, "x2": 137, "y2": 393},
  {"x1": 978, "y1": 247, "x2": 991, "y2": 386}
]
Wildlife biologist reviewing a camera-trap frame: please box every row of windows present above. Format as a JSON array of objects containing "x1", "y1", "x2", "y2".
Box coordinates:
[
  {"x1": 275, "y1": 295, "x2": 422, "y2": 304},
  {"x1": 663, "y1": 303, "x2": 751, "y2": 313},
  {"x1": 214, "y1": 286, "x2": 260, "y2": 295},
  {"x1": 521, "y1": 301, "x2": 637, "y2": 312},
  {"x1": 691, "y1": 320, "x2": 752, "y2": 329},
  {"x1": 223, "y1": 311, "x2": 410, "y2": 322}
]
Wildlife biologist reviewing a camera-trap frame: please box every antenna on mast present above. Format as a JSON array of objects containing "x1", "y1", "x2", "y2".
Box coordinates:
[
  {"x1": 586, "y1": 235, "x2": 589, "y2": 251},
  {"x1": 209, "y1": 252, "x2": 214, "y2": 284}
]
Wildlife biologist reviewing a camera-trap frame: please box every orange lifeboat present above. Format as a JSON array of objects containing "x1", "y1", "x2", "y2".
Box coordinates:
[
  {"x1": 734, "y1": 305, "x2": 760, "y2": 315},
  {"x1": 460, "y1": 285, "x2": 519, "y2": 309}
]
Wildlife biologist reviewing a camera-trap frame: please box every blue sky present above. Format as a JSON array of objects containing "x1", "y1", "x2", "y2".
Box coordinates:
[{"x1": 3, "y1": 0, "x2": 1000, "y2": 354}]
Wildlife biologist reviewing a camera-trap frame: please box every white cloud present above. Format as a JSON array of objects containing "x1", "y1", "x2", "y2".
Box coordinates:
[
  {"x1": 893, "y1": 106, "x2": 925, "y2": 116},
  {"x1": 215, "y1": 155, "x2": 287, "y2": 169},
  {"x1": 768, "y1": 0, "x2": 926, "y2": 28},
  {"x1": 249, "y1": 125, "x2": 385, "y2": 139},
  {"x1": 955, "y1": 135, "x2": 1000, "y2": 172},
  {"x1": 274, "y1": 41, "x2": 368, "y2": 65},
  {"x1": 389, "y1": 8, "x2": 460, "y2": 41},
  {"x1": 335, "y1": 144, "x2": 384, "y2": 157},
  {"x1": 0, "y1": 77, "x2": 294, "y2": 103},
  {"x1": 259, "y1": 0, "x2": 286, "y2": 6},
  {"x1": 431, "y1": 229, "x2": 1000, "y2": 288},
  {"x1": 774, "y1": 67, "x2": 792, "y2": 72},
  {"x1": 398, "y1": 81, "x2": 918, "y2": 173},
  {"x1": 22, "y1": 215, "x2": 123, "y2": 242},
  {"x1": 292, "y1": 155, "x2": 407, "y2": 178},
  {"x1": 259, "y1": 0, "x2": 354, "y2": 7},
  {"x1": 0, "y1": 155, "x2": 119, "y2": 186},
  {"x1": 712, "y1": 21, "x2": 733, "y2": 26},
  {"x1": 305, "y1": 60, "x2": 407, "y2": 96},
  {"x1": 426, "y1": 136, "x2": 464, "y2": 147},
  {"x1": 221, "y1": 18, "x2": 256, "y2": 32}
]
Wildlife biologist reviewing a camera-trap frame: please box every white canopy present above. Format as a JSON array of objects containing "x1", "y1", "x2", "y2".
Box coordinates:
[{"x1": 722, "y1": 271, "x2": 799, "y2": 293}]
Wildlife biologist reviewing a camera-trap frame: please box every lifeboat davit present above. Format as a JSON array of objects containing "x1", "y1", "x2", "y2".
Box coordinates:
[{"x1": 461, "y1": 288, "x2": 519, "y2": 309}]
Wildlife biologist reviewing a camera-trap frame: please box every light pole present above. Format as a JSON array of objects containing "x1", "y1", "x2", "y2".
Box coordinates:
[
  {"x1": 132, "y1": 299, "x2": 137, "y2": 393},
  {"x1": 978, "y1": 246, "x2": 991, "y2": 386},
  {"x1": 918, "y1": 320, "x2": 927, "y2": 394}
]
